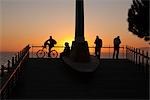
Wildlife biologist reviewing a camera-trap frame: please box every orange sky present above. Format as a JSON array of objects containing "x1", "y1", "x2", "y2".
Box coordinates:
[{"x1": 0, "y1": 0, "x2": 149, "y2": 52}]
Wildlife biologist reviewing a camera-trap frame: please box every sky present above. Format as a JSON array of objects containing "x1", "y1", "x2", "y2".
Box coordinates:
[{"x1": 0, "y1": 0, "x2": 149, "y2": 52}]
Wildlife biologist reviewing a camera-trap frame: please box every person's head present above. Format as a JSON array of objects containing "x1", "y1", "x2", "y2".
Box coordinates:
[
  {"x1": 117, "y1": 36, "x2": 120, "y2": 39},
  {"x1": 49, "y1": 36, "x2": 52, "y2": 39},
  {"x1": 65, "y1": 42, "x2": 69, "y2": 47},
  {"x1": 96, "y1": 36, "x2": 99, "y2": 39}
]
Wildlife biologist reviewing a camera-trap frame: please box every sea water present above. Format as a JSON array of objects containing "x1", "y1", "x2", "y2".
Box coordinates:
[{"x1": 0, "y1": 52, "x2": 17, "y2": 65}]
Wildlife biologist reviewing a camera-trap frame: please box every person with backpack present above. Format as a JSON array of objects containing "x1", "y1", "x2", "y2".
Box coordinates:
[{"x1": 44, "y1": 36, "x2": 57, "y2": 57}]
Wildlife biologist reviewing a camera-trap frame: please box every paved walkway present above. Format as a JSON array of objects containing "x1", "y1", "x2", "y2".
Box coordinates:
[
  {"x1": 62, "y1": 56, "x2": 100, "y2": 72},
  {"x1": 10, "y1": 58, "x2": 148, "y2": 99}
]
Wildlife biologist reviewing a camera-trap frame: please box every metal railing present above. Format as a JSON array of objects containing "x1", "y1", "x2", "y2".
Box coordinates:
[
  {"x1": 0, "y1": 45, "x2": 30, "y2": 99},
  {"x1": 126, "y1": 46, "x2": 149, "y2": 73},
  {"x1": 30, "y1": 45, "x2": 126, "y2": 59},
  {"x1": 30, "y1": 45, "x2": 149, "y2": 70}
]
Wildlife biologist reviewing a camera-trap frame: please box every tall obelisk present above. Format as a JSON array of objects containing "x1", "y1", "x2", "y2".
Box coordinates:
[
  {"x1": 70, "y1": 0, "x2": 90, "y2": 62},
  {"x1": 75, "y1": 0, "x2": 84, "y2": 41}
]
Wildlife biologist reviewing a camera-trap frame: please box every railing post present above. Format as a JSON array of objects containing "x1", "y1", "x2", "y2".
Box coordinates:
[
  {"x1": 142, "y1": 50, "x2": 144, "y2": 66},
  {"x1": 128, "y1": 46, "x2": 130, "y2": 60},
  {"x1": 122, "y1": 46, "x2": 124, "y2": 59},
  {"x1": 126, "y1": 46, "x2": 128, "y2": 59},
  {"x1": 129, "y1": 46, "x2": 132, "y2": 61},
  {"x1": 146, "y1": 52, "x2": 149, "y2": 71},
  {"x1": 32, "y1": 45, "x2": 33, "y2": 58},
  {"x1": 146, "y1": 52, "x2": 149, "y2": 66},
  {"x1": 145, "y1": 52, "x2": 149, "y2": 79},
  {"x1": 1, "y1": 65, "x2": 4, "y2": 77},
  {"x1": 7, "y1": 60, "x2": 10, "y2": 72},
  {"x1": 130, "y1": 47, "x2": 132, "y2": 61},
  {"x1": 15, "y1": 55, "x2": 17, "y2": 64},
  {"x1": 20, "y1": 51, "x2": 22, "y2": 59},
  {"x1": 133, "y1": 48, "x2": 136, "y2": 63},
  {"x1": 135, "y1": 48, "x2": 137, "y2": 64},
  {"x1": 109, "y1": 45, "x2": 110, "y2": 58},
  {"x1": 131, "y1": 47, "x2": 134, "y2": 62},
  {"x1": 132, "y1": 47, "x2": 134, "y2": 61},
  {"x1": 12, "y1": 57, "x2": 15, "y2": 67},
  {"x1": 25, "y1": 44, "x2": 30, "y2": 57},
  {"x1": 129, "y1": 46, "x2": 131, "y2": 60},
  {"x1": 18, "y1": 52, "x2": 20, "y2": 62},
  {"x1": 138, "y1": 49, "x2": 141, "y2": 65}
]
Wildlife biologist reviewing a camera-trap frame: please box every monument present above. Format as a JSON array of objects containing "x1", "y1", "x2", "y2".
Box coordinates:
[
  {"x1": 70, "y1": 0, "x2": 90, "y2": 62},
  {"x1": 63, "y1": 0, "x2": 100, "y2": 72}
]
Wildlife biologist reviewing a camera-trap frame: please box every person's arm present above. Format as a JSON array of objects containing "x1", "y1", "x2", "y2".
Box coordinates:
[
  {"x1": 94, "y1": 40, "x2": 96, "y2": 44},
  {"x1": 44, "y1": 39, "x2": 49, "y2": 47},
  {"x1": 119, "y1": 39, "x2": 121, "y2": 44},
  {"x1": 53, "y1": 39, "x2": 57, "y2": 45},
  {"x1": 101, "y1": 40, "x2": 103, "y2": 47}
]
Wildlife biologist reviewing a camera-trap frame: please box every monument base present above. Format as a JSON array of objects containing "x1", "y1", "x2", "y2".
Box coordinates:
[
  {"x1": 70, "y1": 41, "x2": 90, "y2": 62},
  {"x1": 62, "y1": 56, "x2": 100, "y2": 72}
]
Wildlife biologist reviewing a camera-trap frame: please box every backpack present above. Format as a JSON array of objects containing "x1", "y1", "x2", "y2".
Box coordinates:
[{"x1": 53, "y1": 40, "x2": 57, "y2": 45}]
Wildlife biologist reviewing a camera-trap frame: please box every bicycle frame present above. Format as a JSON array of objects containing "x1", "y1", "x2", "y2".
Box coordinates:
[{"x1": 36, "y1": 46, "x2": 58, "y2": 58}]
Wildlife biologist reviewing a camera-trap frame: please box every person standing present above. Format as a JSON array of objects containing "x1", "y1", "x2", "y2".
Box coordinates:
[
  {"x1": 94, "y1": 36, "x2": 102, "y2": 59},
  {"x1": 113, "y1": 36, "x2": 121, "y2": 59}
]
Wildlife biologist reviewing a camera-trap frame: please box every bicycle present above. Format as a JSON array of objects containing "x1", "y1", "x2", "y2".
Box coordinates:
[{"x1": 36, "y1": 46, "x2": 58, "y2": 58}]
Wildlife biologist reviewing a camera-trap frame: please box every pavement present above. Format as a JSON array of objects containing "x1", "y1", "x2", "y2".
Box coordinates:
[{"x1": 9, "y1": 58, "x2": 149, "y2": 99}]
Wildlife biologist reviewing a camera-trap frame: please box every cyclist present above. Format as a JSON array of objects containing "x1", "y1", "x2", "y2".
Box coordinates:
[{"x1": 44, "y1": 36, "x2": 57, "y2": 57}]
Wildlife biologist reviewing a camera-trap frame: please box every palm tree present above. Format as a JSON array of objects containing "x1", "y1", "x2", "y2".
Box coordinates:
[{"x1": 127, "y1": 0, "x2": 149, "y2": 41}]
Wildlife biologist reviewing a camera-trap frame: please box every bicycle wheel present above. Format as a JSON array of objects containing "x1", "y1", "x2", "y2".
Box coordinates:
[
  {"x1": 36, "y1": 50, "x2": 46, "y2": 58},
  {"x1": 50, "y1": 50, "x2": 58, "y2": 58}
]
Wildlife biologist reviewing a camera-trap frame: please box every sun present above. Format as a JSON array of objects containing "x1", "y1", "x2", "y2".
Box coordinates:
[{"x1": 57, "y1": 37, "x2": 73, "y2": 47}]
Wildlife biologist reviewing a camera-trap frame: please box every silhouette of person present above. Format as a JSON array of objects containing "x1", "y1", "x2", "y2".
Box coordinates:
[
  {"x1": 60, "y1": 42, "x2": 70, "y2": 58},
  {"x1": 94, "y1": 36, "x2": 102, "y2": 59},
  {"x1": 44, "y1": 36, "x2": 57, "y2": 57},
  {"x1": 113, "y1": 36, "x2": 121, "y2": 59}
]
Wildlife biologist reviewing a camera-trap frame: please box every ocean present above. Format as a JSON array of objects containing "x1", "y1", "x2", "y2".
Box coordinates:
[{"x1": 0, "y1": 52, "x2": 17, "y2": 65}]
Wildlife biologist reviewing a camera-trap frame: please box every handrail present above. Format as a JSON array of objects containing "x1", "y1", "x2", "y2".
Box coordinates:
[
  {"x1": 31, "y1": 45, "x2": 125, "y2": 49},
  {"x1": 126, "y1": 46, "x2": 149, "y2": 59},
  {"x1": 32, "y1": 45, "x2": 64, "y2": 48},
  {"x1": 31, "y1": 45, "x2": 125, "y2": 59},
  {"x1": 126, "y1": 45, "x2": 149, "y2": 75},
  {"x1": 0, "y1": 45, "x2": 30, "y2": 99}
]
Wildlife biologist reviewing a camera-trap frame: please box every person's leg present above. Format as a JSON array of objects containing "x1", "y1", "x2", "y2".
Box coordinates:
[
  {"x1": 116, "y1": 48, "x2": 119, "y2": 59},
  {"x1": 95, "y1": 47, "x2": 97, "y2": 56},
  {"x1": 99, "y1": 48, "x2": 101, "y2": 59},
  {"x1": 113, "y1": 48, "x2": 116, "y2": 59},
  {"x1": 48, "y1": 47, "x2": 51, "y2": 57},
  {"x1": 97, "y1": 48, "x2": 100, "y2": 59}
]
